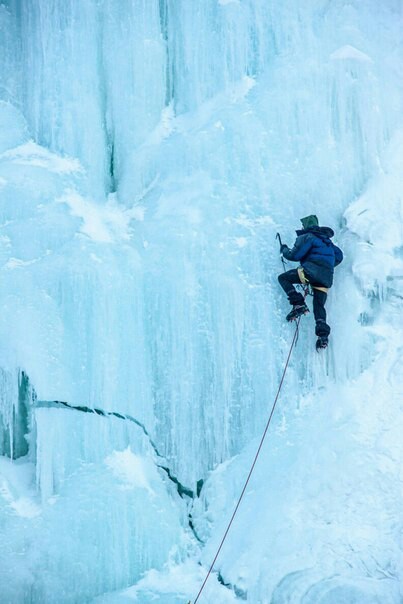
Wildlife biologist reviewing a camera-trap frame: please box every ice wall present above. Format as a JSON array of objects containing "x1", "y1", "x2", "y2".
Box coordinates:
[
  {"x1": 0, "y1": 0, "x2": 402, "y2": 602},
  {"x1": 0, "y1": 107, "x2": 189, "y2": 602},
  {"x1": 0, "y1": 410, "x2": 188, "y2": 604}
]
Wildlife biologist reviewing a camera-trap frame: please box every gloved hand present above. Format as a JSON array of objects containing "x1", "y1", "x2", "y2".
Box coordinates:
[{"x1": 280, "y1": 244, "x2": 288, "y2": 254}]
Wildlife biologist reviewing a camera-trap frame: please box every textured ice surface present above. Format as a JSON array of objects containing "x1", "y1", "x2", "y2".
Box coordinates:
[
  {"x1": 1, "y1": 407, "x2": 188, "y2": 604},
  {"x1": 0, "y1": 0, "x2": 402, "y2": 602},
  {"x1": 92, "y1": 560, "x2": 238, "y2": 603}
]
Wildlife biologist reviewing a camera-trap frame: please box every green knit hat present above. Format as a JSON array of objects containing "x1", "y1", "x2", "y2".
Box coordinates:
[{"x1": 300, "y1": 214, "x2": 319, "y2": 229}]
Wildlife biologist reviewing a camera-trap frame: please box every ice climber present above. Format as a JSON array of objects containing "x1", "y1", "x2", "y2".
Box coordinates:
[{"x1": 277, "y1": 214, "x2": 343, "y2": 350}]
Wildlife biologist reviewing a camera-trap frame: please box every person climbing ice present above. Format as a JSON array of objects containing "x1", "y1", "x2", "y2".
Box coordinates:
[{"x1": 277, "y1": 214, "x2": 343, "y2": 350}]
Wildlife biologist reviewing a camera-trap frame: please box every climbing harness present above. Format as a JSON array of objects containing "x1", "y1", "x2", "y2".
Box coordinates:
[
  {"x1": 190, "y1": 317, "x2": 302, "y2": 604},
  {"x1": 276, "y1": 232, "x2": 327, "y2": 296},
  {"x1": 297, "y1": 266, "x2": 328, "y2": 294}
]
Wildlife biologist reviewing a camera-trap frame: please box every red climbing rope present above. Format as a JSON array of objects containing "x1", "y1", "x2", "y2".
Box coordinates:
[{"x1": 191, "y1": 318, "x2": 302, "y2": 604}]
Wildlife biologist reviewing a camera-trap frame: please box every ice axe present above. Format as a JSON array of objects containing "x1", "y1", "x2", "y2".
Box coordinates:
[{"x1": 276, "y1": 232, "x2": 287, "y2": 271}]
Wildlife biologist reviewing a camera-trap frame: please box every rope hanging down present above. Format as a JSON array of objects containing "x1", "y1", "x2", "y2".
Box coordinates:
[{"x1": 190, "y1": 318, "x2": 302, "y2": 604}]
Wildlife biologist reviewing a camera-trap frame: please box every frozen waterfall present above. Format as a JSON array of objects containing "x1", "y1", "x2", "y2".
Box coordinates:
[{"x1": 0, "y1": 0, "x2": 402, "y2": 603}]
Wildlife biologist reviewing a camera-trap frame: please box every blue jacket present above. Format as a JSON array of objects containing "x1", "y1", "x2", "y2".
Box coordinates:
[{"x1": 282, "y1": 226, "x2": 343, "y2": 288}]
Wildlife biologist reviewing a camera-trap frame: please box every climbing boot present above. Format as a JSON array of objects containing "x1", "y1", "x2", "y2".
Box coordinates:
[
  {"x1": 316, "y1": 336, "x2": 328, "y2": 351},
  {"x1": 286, "y1": 303, "x2": 309, "y2": 322}
]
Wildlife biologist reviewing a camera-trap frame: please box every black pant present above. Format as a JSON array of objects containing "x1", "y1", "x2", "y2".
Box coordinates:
[{"x1": 278, "y1": 269, "x2": 330, "y2": 337}]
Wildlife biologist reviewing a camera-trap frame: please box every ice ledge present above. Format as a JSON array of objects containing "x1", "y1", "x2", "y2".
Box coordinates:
[
  {"x1": 0, "y1": 141, "x2": 83, "y2": 173},
  {"x1": 330, "y1": 45, "x2": 372, "y2": 63}
]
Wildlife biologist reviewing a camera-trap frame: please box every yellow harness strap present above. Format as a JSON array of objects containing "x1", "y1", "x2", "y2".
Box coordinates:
[
  {"x1": 297, "y1": 267, "x2": 328, "y2": 293},
  {"x1": 297, "y1": 267, "x2": 308, "y2": 284}
]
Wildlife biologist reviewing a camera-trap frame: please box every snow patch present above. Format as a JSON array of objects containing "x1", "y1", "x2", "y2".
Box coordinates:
[
  {"x1": 129, "y1": 205, "x2": 145, "y2": 221},
  {"x1": 5, "y1": 257, "x2": 39, "y2": 269},
  {"x1": 174, "y1": 75, "x2": 255, "y2": 136},
  {"x1": 105, "y1": 447, "x2": 156, "y2": 496},
  {"x1": 227, "y1": 214, "x2": 275, "y2": 230},
  {"x1": 235, "y1": 237, "x2": 248, "y2": 248},
  {"x1": 1, "y1": 141, "x2": 83, "y2": 173},
  {"x1": 11, "y1": 496, "x2": 41, "y2": 518},
  {"x1": 57, "y1": 191, "x2": 138, "y2": 243},
  {"x1": 90, "y1": 253, "x2": 103, "y2": 263},
  {"x1": 344, "y1": 129, "x2": 403, "y2": 292},
  {"x1": 95, "y1": 560, "x2": 238, "y2": 603},
  {"x1": 231, "y1": 75, "x2": 256, "y2": 103},
  {"x1": 0, "y1": 456, "x2": 41, "y2": 517},
  {"x1": 146, "y1": 104, "x2": 175, "y2": 146},
  {"x1": 330, "y1": 45, "x2": 372, "y2": 62}
]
